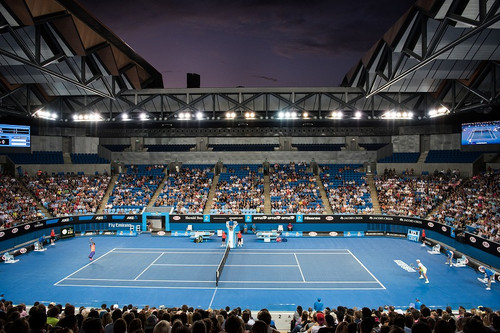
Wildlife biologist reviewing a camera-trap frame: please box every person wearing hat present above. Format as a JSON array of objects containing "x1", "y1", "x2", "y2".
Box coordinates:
[
  {"x1": 416, "y1": 259, "x2": 429, "y2": 283},
  {"x1": 306, "y1": 312, "x2": 326, "y2": 333},
  {"x1": 313, "y1": 298, "x2": 324, "y2": 312}
]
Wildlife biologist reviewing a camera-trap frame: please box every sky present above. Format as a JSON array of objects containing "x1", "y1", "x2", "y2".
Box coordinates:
[{"x1": 78, "y1": 0, "x2": 416, "y2": 89}]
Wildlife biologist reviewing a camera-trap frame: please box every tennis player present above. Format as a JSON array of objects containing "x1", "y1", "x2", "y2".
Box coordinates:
[
  {"x1": 445, "y1": 248, "x2": 454, "y2": 266},
  {"x1": 89, "y1": 238, "x2": 96, "y2": 261},
  {"x1": 478, "y1": 266, "x2": 495, "y2": 290},
  {"x1": 416, "y1": 259, "x2": 429, "y2": 283}
]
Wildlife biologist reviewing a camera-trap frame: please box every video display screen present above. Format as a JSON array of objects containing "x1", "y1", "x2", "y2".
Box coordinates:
[{"x1": 461, "y1": 121, "x2": 500, "y2": 145}]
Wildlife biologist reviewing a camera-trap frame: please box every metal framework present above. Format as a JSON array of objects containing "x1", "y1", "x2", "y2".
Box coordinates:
[{"x1": 0, "y1": 0, "x2": 498, "y2": 127}]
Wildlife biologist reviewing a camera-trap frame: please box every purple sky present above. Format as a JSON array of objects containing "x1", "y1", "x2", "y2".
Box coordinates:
[{"x1": 78, "y1": 0, "x2": 416, "y2": 89}]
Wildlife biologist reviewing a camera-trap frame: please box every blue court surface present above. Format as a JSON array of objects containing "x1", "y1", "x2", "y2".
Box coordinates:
[{"x1": 2, "y1": 234, "x2": 499, "y2": 311}]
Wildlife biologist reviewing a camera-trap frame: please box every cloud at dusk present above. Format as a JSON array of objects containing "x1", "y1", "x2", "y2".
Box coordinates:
[{"x1": 78, "y1": 0, "x2": 416, "y2": 88}]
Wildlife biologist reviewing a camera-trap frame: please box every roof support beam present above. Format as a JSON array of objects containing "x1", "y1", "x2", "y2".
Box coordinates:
[
  {"x1": 0, "y1": 48, "x2": 115, "y2": 99},
  {"x1": 366, "y1": 11, "x2": 500, "y2": 98}
]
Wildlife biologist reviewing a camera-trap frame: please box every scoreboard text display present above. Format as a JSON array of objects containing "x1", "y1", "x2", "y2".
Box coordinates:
[
  {"x1": 407, "y1": 229, "x2": 420, "y2": 242},
  {"x1": 0, "y1": 124, "x2": 30, "y2": 147}
]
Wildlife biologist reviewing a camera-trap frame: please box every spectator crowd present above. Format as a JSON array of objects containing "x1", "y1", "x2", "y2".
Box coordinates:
[
  {"x1": 0, "y1": 298, "x2": 498, "y2": 333},
  {"x1": 155, "y1": 165, "x2": 213, "y2": 214},
  {"x1": 270, "y1": 162, "x2": 325, "y2": 214},
  {"x1": 0, "y1": 175, "x2": 43, "y2": 228},
  {"x1": 23, "y1": 173, "x2": 110, "y2": 217},
  {"x1": 211, "y1": 165, "x2": 264, "y2": 214},
  {"x1": 0, "y1": 164, "x2": 499, "y2": 244}
]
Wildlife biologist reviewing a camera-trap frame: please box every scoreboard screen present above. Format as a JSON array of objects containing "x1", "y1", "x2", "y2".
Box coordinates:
[{"x1": 0, "y1": 124, "x2": 30, "y2": 147}]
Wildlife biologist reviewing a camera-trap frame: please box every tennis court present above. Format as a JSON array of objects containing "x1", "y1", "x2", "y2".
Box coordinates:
[
  {"x1": 2, "y1": 234, "x2": 500, "y2": 311},
  {"x1": 55, "y1": 248, "x2": 385, "y2": 290}
]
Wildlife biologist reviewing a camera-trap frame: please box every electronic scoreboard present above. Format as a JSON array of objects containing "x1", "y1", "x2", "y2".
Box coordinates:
[{"x1": 0, "y1": 124, "x2": 30, "y2": 147}]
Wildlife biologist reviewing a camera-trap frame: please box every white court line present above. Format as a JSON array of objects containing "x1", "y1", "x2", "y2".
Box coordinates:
[
  {"x1": 54, "y1": 248, "x2": 116, "y2": 286},
  {"x1": 113, "y1": 250, "x2": 223, "y2": 254},
  {"x1": 63, "y1": 277, "x2": 380, "y2": 284},
  {"x1": 294, "y1": 253, "x2": 306, "y2": 282},
  {"x1": 134, "y1": 252, "x2": 164, "y2": 280},
  {"x1": 347, "y1": 249, "x2": 386, "y2": 289},
  {"x1": 209, "y1": 288, "x2": 217, "y2": 308},
  {"x1": 151, "y1": 264, "x2": 297, "y2": 267},
  {"x1": 55, "y1": 283, "x2": 384, "y2": 291},
  {"x1": 65, "y1": 278, "x2": 214, "y2": 282},
  {"x1": 153, "y1": 264, "x2": 219, "y2": 267},
  {"x1": 229, "y1": 251, "x2": 351, "y2": 255},
  {"x1": 113, "y1": 248, "x2": 350, "y2": 254}
]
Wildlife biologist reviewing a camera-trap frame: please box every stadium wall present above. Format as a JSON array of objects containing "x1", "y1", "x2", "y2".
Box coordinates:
[
  {"x1": 16, "y1": 164, "x2": 111, "y2": 175},
  {"x1": 376, "y1": 162, "x2": 475, "y2": 177},
  {"x1": 108, "y1": 150, "x2": 378, "y2": 165},
  {"x1": 31, "y1": 135, "x2": 62, "y2": 152},
  {"x1": 391, "y1": 135, "x2": 420, "y2": 152}
]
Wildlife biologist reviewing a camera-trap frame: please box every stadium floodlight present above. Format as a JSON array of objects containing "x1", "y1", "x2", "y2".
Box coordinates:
[
  {"x1": 33, "y1": 109, "x2": 58, "y2": 120},
  {"x1": 121, "y1": 113, "x2": 130, "y2": 121},
  {"x1": 72, "y1": 112, "x2": 103, "y2": 122},
  {"x1": 302, "y1": 112, "x2": 309, "y2": 118},
  {"x1": 179, "y1": 112, "x2": 192, "y2": 120},
  {"x1": 196, "y1": 112, "x2": 204, "y2": 120},
  {"x1": 277, "y1": 111, "x2": 298, "y2": 119},
  {"x1": 225, "y1": 111, "x2": 236, "y2": 119},
  {"x1": 353, "y1": 111, "x2": 362, "y2": 119},
  {"x1": 139, "y1": 112, "x2": 148, "y2": 121},
  {"x1": 381, "y1": 110, "x2": 413, "y2": 120},
  {"x1": 330, "y1": 111, "x2": 343, "y2": 119},
  {"x1": 244, "y1": 112, "x2": 255, "y2": 119},
  {"x1": 428, "y1": 106, "x2": 450, "y2": 118}
]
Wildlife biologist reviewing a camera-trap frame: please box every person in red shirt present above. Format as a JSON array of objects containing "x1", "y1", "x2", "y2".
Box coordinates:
[
  {"x1": 237, "y1": 231, "x2": 243, "y2": 247},
  {"x1": 50, "y1": 229, "x2": 56, "y2": 245},
  {"x1": 221, "y1": 231, "x2": 226, "y2": 247}
]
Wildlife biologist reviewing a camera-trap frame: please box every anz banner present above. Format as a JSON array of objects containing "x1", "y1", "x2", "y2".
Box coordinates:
[{"x1": 465, "y1": 233, "x2": 500, "y2": 257}]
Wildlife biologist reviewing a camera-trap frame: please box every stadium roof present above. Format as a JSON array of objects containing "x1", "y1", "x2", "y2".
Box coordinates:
[{"x1": 0, "y1": 0, "x2": 498, "y2": 128}]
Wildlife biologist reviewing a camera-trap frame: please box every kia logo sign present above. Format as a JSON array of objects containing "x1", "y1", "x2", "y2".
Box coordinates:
[
  {"x1": 12, "y1": 228, "x2": 18, "y2": 234},
  {"x1": 20, "y1": 248, "x2": 27, "y2": 254},
  {"x1": 0, "y1": 232, "x2": 4, "y2": 238},
  {"x1": 441, "y1": 226, "x2": 447, "y2": 232},
  {"x1": 326, "y1": 216, "x2": 334, "y2": 221},
  {"x1": 482, "y1": 241, "x2": 490, "y2": 248},
  {"x1": 157, "y1": 231, "x2": 166, "y2": 236},
  {"x1": 329, "y1": 232, "x2": 338, "y2": 236},
  {"x1": 497, "y1": 247, "x2": 500, "y2": 254},
  {"x1": 24, "y1": 225, "x2": 30, "y2": 230},
  {"x1": 469, "y1": 237, "x2": 476, "y2": 243},
  {"x1": 173, "y1": 216, "x2": 180, "y2": 220},
  {"x1": 309, "y1": 232, "x2": 318, "y2": 237},
  {"x1": 427, "y1": 222, "x2": 434, "y2": 227}
]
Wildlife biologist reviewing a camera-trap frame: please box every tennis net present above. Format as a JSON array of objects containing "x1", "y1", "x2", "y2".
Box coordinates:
[{"x1": 215, "y1": 245, "x2": 231, "y2": 286}]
